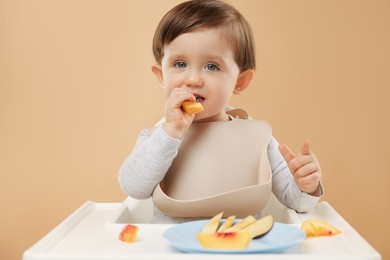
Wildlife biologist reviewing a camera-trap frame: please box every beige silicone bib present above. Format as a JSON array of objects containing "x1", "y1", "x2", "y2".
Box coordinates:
[{"x1": 152, "y1": 109, "x2": 272, "y2": 218}]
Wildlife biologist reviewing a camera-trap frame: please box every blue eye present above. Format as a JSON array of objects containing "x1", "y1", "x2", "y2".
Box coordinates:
[
  {"x1": 175, "y1": 61, "x2": 187, "y2": 69},
  {"x1": 206, "y1": 63, "x2": 219, "y2": 71}
]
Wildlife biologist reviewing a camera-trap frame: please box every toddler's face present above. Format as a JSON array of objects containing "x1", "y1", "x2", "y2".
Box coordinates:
[{"x1": 159, "y1": 28, "x2": 241, "y2": 122}]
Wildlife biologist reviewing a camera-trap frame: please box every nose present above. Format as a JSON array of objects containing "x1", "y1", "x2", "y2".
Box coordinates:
[{"x1": 184, "y1": 69, "x2": 203, "y2": 88}]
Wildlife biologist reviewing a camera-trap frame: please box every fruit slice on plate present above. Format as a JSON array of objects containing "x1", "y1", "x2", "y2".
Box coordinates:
[
  {"x1": 196, "y1": 213, "x2": 275, "y2": 250},
  {"x1": 119, "y1": 224, "x2": 139, "y2": 243},
  {"x1": 217, "y1": 215, "x2": 236, "y2": 232},
  {"x1": 301, "y1": 219, "x2": 341, "y2": 237},
  {"x1": 196, "y1": 229, "x2": 251, "y2": 250},
  {"x1": 200, "y1": 212, "x2": 223, "y2": 233},
  {"x1": 246, "y1": 215, "x2": 274, "y2": 239},
  {"x1": 223, "y1": 215, "x2": 256, "y2": 232}
]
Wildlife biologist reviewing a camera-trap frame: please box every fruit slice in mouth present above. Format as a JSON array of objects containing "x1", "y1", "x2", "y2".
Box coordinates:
[{"x1": 181, "y1": 100, "x2": 204, "y2": 115}]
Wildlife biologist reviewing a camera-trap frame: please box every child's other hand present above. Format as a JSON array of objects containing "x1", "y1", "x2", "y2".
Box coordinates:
[
  {"x1": 278, "y1": 139, "x2": 322, "y2": 196},
  {"x1": 162, "y1": 88, "x2": 196, "y2": 139}
]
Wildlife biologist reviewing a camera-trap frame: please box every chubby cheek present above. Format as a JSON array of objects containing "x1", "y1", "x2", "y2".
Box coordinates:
[
  {"x1": 206, "y1": 90, "x2": 230, "y2": 112},
  {"x1": 217, "y1": 96, "x2": 230, "y2": 110},
  {"x1": 163, "y1": 85, "x2": 173, "y2": 98},
  {"x1": 162, "y1": 80, "x2": 177, "y2": 98},
  {"x1": 162, "y1": 75, "x2": 184, "y2": 98}
]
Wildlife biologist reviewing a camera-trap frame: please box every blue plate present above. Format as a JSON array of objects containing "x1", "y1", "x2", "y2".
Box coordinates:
[{"x1": 163, "y1": 220, "x2": 306, "y2": 254}]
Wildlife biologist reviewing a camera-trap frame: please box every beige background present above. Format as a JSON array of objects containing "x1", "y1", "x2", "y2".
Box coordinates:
[{"x1": 1, "y1": 0, "x2": 389, "y2": 259}]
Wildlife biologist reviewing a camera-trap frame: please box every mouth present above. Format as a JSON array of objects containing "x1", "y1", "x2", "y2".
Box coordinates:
[{"x1": 194, "y1": 94, "x2": 205, "y2": 103}]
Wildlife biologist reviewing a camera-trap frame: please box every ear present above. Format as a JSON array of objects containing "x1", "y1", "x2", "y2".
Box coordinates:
[
  {"x1": 233, "y1": 69, "x2": 254, "y2": 95},
  {"x1": 151, "y1": 64, "x2": 164, "y2": 86}
]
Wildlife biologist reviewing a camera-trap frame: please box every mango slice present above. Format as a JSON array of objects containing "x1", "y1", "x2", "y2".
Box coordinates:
[{"x1": 181, "y1": 101, "x2": 204, "y2": 115}]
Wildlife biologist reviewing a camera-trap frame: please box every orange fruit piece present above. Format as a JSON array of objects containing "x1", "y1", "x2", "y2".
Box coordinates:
[
  {"x1": 181, "y1": 101, "x2": 204, "y2": 115},
  {"x1": 119, "y1": 224, "x2": 139, "y2": 243},
  {"x1": 301, "y1": 219, "x2": 340, "y2": 237}
]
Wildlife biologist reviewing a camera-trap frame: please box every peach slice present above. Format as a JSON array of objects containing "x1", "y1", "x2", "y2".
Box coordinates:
[
  {"x1": 200, "y1": 212, "x2": 223, "y2": 234},
  {"x1": 301, "y1": 219, "x2": 341, "y2": 237},
  {"x1": 223, "y1": 215, "x2": 256, "y2": 232},
  {"x1": 119, "y1": 224, "x2": 139, "y2": 243},
  {"x1": 217, "y1": 215, "x2": 236, "y2": 232},
  {"x1": 245, "y1": 215, "x2": 274, "y2": 239},
  {"x1": 196, "y1": 213, "x2": 275, "y2": 250},
  {"x1": 181, "y1": 101, "x2": 204, "y2": 115},
  {"x1": 196, "y1": 229, "x2": 251, "y2": 250}
]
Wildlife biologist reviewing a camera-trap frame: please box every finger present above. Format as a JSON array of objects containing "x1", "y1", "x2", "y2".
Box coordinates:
[
  {"x1": 168, "y1": 90, "x2": 195, "y2": 109},
  {"x1": 297, "y1": 171, "x2": 321, "y2": 186},
  {"x1": 278, "y1": 143, "x2": 295, "y2": 163},
  {"x1": 295, "y1": 163, "x2": 319, "y2": 178},
  {"x1": 175, "y1": 89, "x2": 196, "y2": 101},
  {"x1": 300, "y1": 139, "x2": 311, "y2": 155},
  {"x1": 289, "y1": 154, "x2": 314, "y2": 172}
]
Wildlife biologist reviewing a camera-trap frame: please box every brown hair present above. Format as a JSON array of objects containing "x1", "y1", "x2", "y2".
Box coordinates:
[{"x1": 152, "y1": 0, "x2": 255, "y2": 71}]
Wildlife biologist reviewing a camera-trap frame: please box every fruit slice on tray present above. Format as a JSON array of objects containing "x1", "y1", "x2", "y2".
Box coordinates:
[
  {"x1": 301, "y1": 219, "x2": 340, "y2": 237},
  {"x1": 196, "y1": 213, "x2": 274, "y2": 250},
  {"x1": 119, "y1": 224, "x2": 139, "y2": 243}
]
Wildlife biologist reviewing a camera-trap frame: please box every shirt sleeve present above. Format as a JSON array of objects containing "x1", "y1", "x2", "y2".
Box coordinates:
[
  {"x1": 118, "y1": 124, "x2": 181, "y2": 199},
  {"x1": 268, "y1": 136, "x2": 324, "y2": 212}
]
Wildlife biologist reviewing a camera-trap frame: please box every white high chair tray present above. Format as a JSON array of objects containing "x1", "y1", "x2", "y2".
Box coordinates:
[{"x1": 23, "y1": 201, "x2": 381, "y2": 260}]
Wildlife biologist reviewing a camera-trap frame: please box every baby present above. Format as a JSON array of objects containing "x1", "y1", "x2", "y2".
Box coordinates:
[{"x1": 119, "y1": 0, "x2": 323, "y2": 223}]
